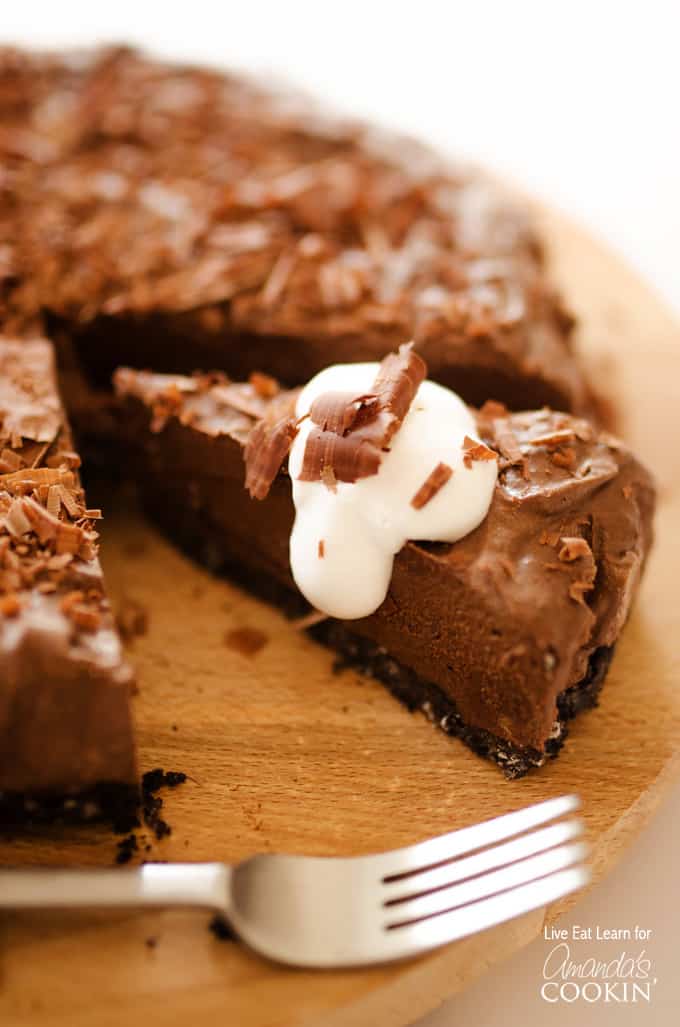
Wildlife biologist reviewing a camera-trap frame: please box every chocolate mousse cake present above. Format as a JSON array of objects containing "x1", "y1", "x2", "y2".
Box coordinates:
[
  {"x1": 0, "y1": 45, "x2": 654, "y2": 791},
  {"x1": 113, "y1": 356, "x2": 655, "y2": 776},
  {"x1": 0, "y1": 337, "x2": 137, "y2": 824},
  {"x1": 0, "y1": 46, "x2": 596, "y2": 418}
]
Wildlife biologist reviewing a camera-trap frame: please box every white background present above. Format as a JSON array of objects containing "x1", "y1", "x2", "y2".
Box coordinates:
[{"x1": 3, "y1": 3, "x2": 679, "y2": 1023}]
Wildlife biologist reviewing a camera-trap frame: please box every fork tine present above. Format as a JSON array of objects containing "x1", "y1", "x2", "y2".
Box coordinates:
[
  {"x1": 382, "y1": 865, "x2": 589, "y2": 959},
  {"x1": 383, "y1": 841, "x2": 588, "y2": 926},
  {"x1": 375, "y1": 795, "x2": 580, "y2": 880},
  {"x1": 383, "y1": 819, "x2": 583, "y2": 905}
]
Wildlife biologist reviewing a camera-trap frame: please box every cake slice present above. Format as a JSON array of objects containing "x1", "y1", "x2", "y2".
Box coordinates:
[
  {"x1": 1, "y1": 46, "x2": 596, "y2": 418},
  {"x1": 113, "y1": 359, "x2": 654, "y2": 776},
  {"x1": 0, "y1": 337, "x2": 137, "y2": 824}
]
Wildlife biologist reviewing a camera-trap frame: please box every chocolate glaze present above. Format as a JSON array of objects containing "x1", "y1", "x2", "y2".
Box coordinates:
[
  {"x1": 114, "y1": 368, "x2": 655, "y2": 764},
  {"x1": 0, "y1": 337, "x2": 136, "y2": 816},
  {"x1": 0, "y1": 46, "x2": 597, "y2": 416}
]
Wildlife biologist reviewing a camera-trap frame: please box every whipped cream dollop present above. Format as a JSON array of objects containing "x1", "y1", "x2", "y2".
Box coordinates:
[{"x1": 288, "y1": 362, "x2": 498, "y2": 619}]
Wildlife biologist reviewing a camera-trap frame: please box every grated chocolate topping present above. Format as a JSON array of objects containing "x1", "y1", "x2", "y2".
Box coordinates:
[
  {"x1": 0, "y1": 46, "x2": 596, "y2": 418},
  {"x1": 0, "y1": 338, "x2": 116, "y2": 638}
]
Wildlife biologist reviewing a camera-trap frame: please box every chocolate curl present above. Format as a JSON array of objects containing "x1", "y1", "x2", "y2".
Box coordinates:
[
  {"x1": 299, "y1": 342, "x2": 427, "y2": 485},
  {"x1": 462, "y1": 435, "x2": 497, "y2": 468},
  {"x1": 410, "y1": 462, "x2": 453, "y2": 509},
  {"x1": 308, "y1": 391, "x2": 379, "y2": 435},
  {"x1": 299, "y1": 428, "x2": 381, "y2": 484},
  {"x1": 370, "y1": 342, "x2": 426, "y2": 446},
  {"x1": 244, "y1": 415, "x2": 298, "y2": 500}
]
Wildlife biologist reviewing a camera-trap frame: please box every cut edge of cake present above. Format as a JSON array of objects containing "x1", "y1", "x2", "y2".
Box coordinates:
[{"x1": 0, "y1": 335, "x2": 138, "y2": 828}]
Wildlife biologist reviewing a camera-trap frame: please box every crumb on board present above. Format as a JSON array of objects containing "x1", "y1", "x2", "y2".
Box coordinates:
[
  {"x1": 111, "y1": 768, "x2": 187, "y2": 863},
  {"x1": 223, "y1": 625, "x2": 268, "y2": 657}
]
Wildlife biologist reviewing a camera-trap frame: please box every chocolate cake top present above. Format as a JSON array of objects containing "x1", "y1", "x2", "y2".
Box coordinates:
[
  {"x1": 0, "y1": 337, "x2": 130, "y2": 671},
  {"x1": 0, "y1": 46, "x2": 590, "y2": 413}
]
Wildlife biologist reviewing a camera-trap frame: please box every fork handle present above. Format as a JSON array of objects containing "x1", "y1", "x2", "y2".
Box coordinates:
[{"x1": 0, "y1": 863, "x2": 231, "y2": 912}]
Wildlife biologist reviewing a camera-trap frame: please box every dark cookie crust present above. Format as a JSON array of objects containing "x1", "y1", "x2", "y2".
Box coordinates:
[
  {"x1": 311, "y1": 622, "x2": 613, "y2": 778},
  {"x1": 0, "y1": 782, "x2": 139, "y2": 832}
]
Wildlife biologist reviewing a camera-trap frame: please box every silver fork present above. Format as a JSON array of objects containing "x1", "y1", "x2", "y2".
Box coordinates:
[{"x1": 0, "y1": 795, "x2": 587, "y2": 967}]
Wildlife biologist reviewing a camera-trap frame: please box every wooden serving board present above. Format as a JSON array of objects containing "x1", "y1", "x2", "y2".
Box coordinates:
[{"x1": 1, "y1": 205, "x2": 680, "y2": 1027}]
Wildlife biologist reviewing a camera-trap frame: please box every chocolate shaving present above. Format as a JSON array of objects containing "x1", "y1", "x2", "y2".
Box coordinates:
[
  {"x1": 150, "y1": 383, "x2": 185, "y2": 433},
  {"x1": 478, "y1": 400, "x2": 508, "y2": 420},
  {"x1": 551, "y1": 447, "x2": 576, "y2": 469},
  {"x1": 558, "y1": 537, "x2": 591, "y2": 563},
  {"x1": 300, "y1": 428, "x2": 381, "y2": 486},
  {"x1": 46, "y1": 450, "x2": 81, "y2": 470},
  {"x1": 248, "y1": 371, "x2": 279, "y2": 399},
  {"x1": 0, "y1": 593, "x2": 21, "y2": 617},
  {"x1": 244, "y1": 415, "x2": 298, "y2": 500},
  {"x1": 308, "y1": 392, "x2": 378, "y2": 435},
  {"x1": 60, "y1": 590, "x2": 85, "y2": 614},
  {"x1": 0, "y1": 466, "x2": 75, "y2": 493},
  {"x1": 46, "y1": 485, "x2": 61, "y2": 518},
  {"x1": 411, "y1": 462, "x2": 453, "y2": 509},
  {"x1": 21, "y1": 495, "x2": 88, "y2": 556},
  {"x1": 462, "y1": 435, "x2": 497, "y2": 468},
  {"x1": 494, "y1": 426, "x2": 524, "y2": 466},
  {"x1": 55, "y1": 483, "x2": 82, "y2": 518},
  {"x1": 59, "y1": 589, "x2": 105, "y2": 632},
  {"x1": 318, "y1": 539, "x2": 325, "y2": 558},
  {"x1": 4, "y1": 498, "x2": 32, "y2": 537},
  {"x1": 298, "y1": 343, "x2": 426, "y2": 486},
  {"x1": 369, "y1": 343, "x2": 427, "y2": 441},
  {"x1": 28, "y1": 441, "x2": 51, "y2": 469},
  {"x1": 69, "y1": 603, "x2": 102, "y2": 632},
  {"x1": 47, "y1": 553, "x2": 73, "y2": 571},
  {"x1": 0, "y1": 448, "x2": 23, "y2": 472},
  {"x1": 529, "y1": 429, "x2": 577, "y2": 449},
  {"x1": 23, "y1": 496, "x2": 71, "y2": 543}
]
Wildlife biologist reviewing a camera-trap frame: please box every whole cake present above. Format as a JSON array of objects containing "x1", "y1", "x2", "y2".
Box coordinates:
[{"x1": 0, "y1": 46, "x2": 655, "y2": 813}]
